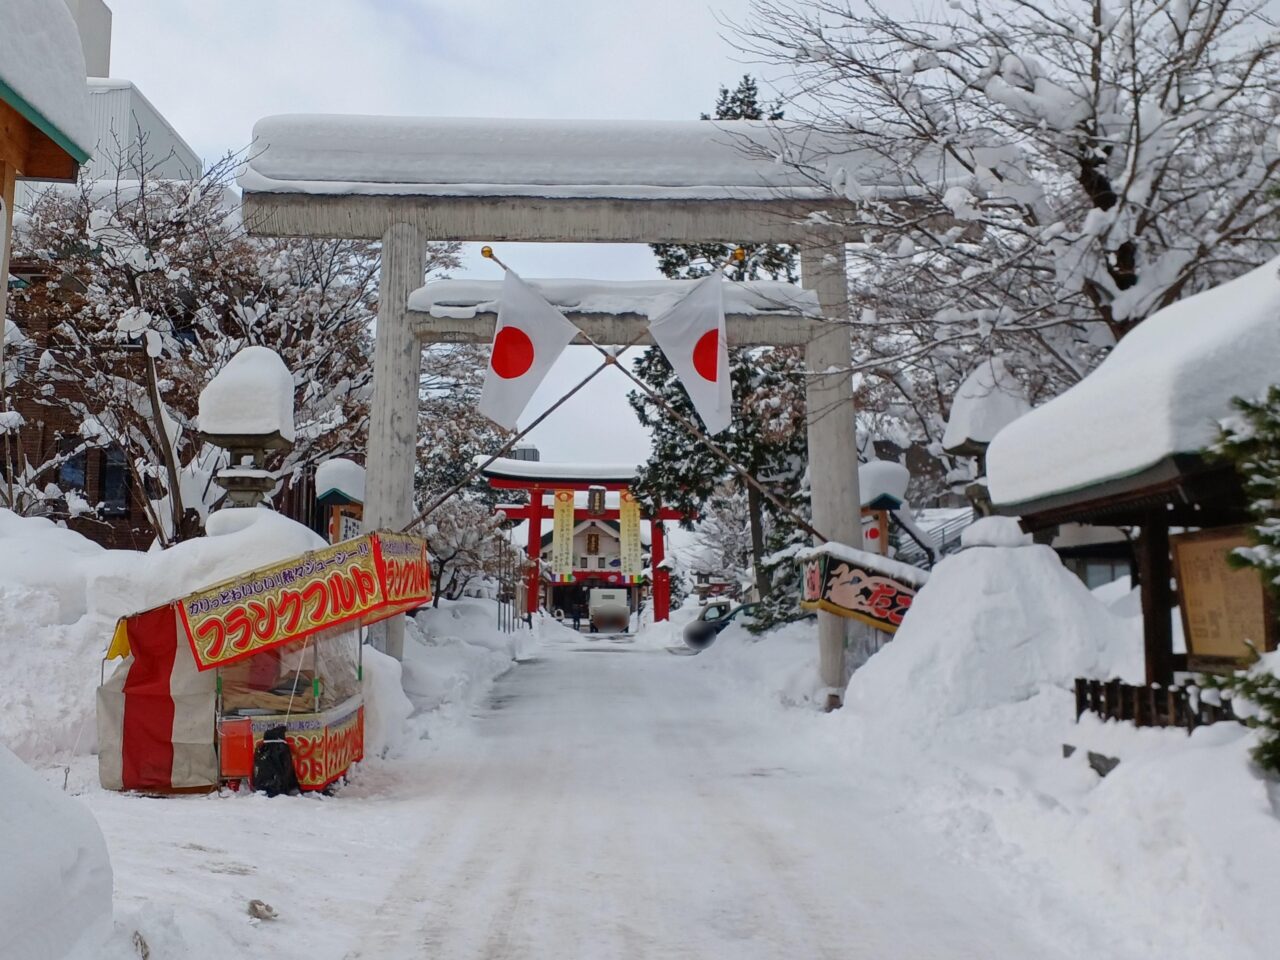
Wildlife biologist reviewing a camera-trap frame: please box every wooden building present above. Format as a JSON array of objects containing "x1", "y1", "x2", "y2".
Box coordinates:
[{"x1": 987, "y1": 259, "x2": 1280, "y2": 685}]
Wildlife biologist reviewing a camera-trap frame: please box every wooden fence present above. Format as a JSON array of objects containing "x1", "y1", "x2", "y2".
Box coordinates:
[{"x1": 1073, "y1": 678, "x2": 1237, "y2": 733}]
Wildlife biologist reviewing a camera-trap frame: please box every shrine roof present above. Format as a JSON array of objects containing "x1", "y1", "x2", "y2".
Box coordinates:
[{"x1": 478, "y1": 456, "x2": 638, "y2": 486}]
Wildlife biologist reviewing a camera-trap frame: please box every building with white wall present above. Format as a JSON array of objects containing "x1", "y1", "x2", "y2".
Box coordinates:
[{"x1": 17, "y1": 0, "x2": 200, "y2": 205}]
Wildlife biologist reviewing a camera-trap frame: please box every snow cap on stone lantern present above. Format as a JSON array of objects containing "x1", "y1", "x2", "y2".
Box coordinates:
[
  {"x1": 198, "y1": 346, "x2": 295, "y2": 445},
  {"x1": 859, "y1": 459, "x2": 910, "y2": 511},
  {"x1": 198, "y1": 346, "x2": 295, "y2": 508}
]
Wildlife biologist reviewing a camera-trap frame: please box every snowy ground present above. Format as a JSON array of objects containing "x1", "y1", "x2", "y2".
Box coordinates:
[
  {"x1": 4, "y1": 519, "x2": 1278, "y2": 959},
  {"x1": 75, "y1": 623, "x2": 1083, "y2": 960}
]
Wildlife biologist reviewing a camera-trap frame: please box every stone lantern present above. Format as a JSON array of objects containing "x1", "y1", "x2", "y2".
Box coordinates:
[{"x1": 197, "y1": 347, "x2": 295, "y2": 510}]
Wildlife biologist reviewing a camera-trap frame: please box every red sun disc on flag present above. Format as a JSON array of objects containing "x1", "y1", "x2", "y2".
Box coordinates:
[
  {"x1": 692, "y1": 330, "x2": 719, "y2": 381},
  {"x1": 491, "y1": 327, "x2": 535, "y2": 379}
]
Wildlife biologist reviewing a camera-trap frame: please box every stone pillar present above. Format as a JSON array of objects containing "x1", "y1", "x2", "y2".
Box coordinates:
[
  {"x1": 365, "y1": 222, "x2": 427, "y2": 660},
  {"x1": 526, "y1": 487, "x2": 544, "y2": 617},
  {"x1": 801, "y1": 244, "x2": 862, "y2": 709}
]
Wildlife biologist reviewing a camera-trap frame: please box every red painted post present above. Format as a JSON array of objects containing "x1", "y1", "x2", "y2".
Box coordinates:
[
  {"x1": 651, "y1": 515, "x2": 669, "y2": 622},
  {"x1": 525, "y1": 486, "x2": 543, "y2": 616}
]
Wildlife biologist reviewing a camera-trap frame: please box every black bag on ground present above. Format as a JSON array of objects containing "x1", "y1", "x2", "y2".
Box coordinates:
[{"x1": 252, "y1": 726, "x2": 300, "y2": 796}]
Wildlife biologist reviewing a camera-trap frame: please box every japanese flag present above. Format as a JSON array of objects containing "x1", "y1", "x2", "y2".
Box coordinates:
[
  {"x1": 648, "y1": 271, "x2": 732, "y2": 434},
  {"x1": 478, "y1": 271, "x2": 580, "y2": 430}
]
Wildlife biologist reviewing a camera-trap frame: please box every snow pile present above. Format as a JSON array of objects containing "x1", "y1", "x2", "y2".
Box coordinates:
[
  {"x1": 693, "y1": 618, "x2": 826, "y2": 707},
  {"x1": 696, "y1": 534, "x2": 1278, "y2": 956},
  {"x1": 846, "y1": 540, "x2": 1117, "y2": 720},
  {"x1": 361, "y1": 645, "x2": 414, "y2": 758},
  {"x1": 240, "y1": 115, "x2": 924, "y2": 201},
  {"x1": 960, "y1": 514, "x2": 1032, "y2": 548},
  {"x1": 0, "y1": 0, "x2": 93, "y2": 159},
  {"x1": 314, "y1": 457, "x2": 366, "y2": 503},
  {"x1": 988, "y1": 256, "x2": 1280, "y2": 506},
  {"x1": 942, "y1": 357, "x2": 1030, "y2": 453},
  {"x1": 1, "y1": 744, "x2": 112, "y2": 960},
  {"x1": 0, "y1": 508, "x2": 322, "y2": 764},
  {"x1": 197, "y1": 346, "x2": 296, "y2": 441},
  {"x1": 398, "y1": 600, "x2": 544, "y2": 739}
]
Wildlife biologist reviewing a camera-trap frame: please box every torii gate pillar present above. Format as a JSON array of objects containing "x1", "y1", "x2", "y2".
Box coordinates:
[
  {"x1": 802, "y1": 244, "x2": 861, "y2": 709},
  {"x1": 364, "y1": 222, "x2": 428, "y2": 660}
]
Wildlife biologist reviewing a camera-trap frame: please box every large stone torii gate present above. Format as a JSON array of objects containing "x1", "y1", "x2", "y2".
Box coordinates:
[{"x1": 239, "y1": 115, "x2": 878, "y2": 705}]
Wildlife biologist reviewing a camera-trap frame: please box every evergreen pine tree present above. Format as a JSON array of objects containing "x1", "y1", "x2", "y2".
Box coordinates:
[
  {"x1": 1203, "y1": 388, "x2": 1280, "y2": 773},
  {"x1": 631, "y1": 76, "x2": 809, "y2": 629}
]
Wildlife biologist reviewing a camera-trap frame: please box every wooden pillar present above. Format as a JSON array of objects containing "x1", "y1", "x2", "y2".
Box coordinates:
[
  {"x1": 651, "y1": 516, "x2": 670, "y2": 622},
  {"x1": 1138, "y1": 513, "x2": 1175, "y2": 686},
  {"x1": 525, "y1": 486, "x2": 543, "y2": 617},
  {"x1": 364, "y1": 222, "x2": 427, "y2": 659},
  {"x1": 801, "y1": 244, "x2": 862, "y2": 708}
]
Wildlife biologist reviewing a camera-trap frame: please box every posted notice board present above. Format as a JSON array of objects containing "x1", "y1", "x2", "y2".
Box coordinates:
[{"x1": 1171, "y1": 526, "x2": 1275, "y2": 665}]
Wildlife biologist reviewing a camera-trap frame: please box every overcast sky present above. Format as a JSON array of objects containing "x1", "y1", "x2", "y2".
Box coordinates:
[{"x1": 101, "y1": 0, "x2": 813, "y2": 464}]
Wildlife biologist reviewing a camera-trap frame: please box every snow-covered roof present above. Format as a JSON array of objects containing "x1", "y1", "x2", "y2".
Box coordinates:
[
  {"x1": 798, "y1": 541, "x2": 930, "y2": 588},
  {"x1": 479, "y1": 455, "x2": 638, "y2": 484},
  {"x1": 0, "y1": 0, "x2": 93, "y2": 164},
  {"x1": 315, "y1": 457, "x2": 366, "y2": 503},
  {"x1": 988, "y1": 257, "x2": 1280, "y2": 508},
  {"x1": 238, "y1": 115, "x2": 921, "y2": 201},
  {"x1": 198, "y1": 346, "x2": 296, "y2": 443},
  {"x1": 942, "y1": 357, "x2": 1031, "y2": 454},
  {"x1": 412, "y1": 278, "x2": 820, "y2": 319}
]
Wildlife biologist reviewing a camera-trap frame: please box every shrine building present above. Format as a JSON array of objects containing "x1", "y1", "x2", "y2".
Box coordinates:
[{"x1": 478, "y1": 456, "x2": 690, "y2": 623}]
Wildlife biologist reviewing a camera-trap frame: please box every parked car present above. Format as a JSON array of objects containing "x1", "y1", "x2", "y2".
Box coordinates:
[{"x1": 683, "y1": 602, "x2": 759, "y2": 650}]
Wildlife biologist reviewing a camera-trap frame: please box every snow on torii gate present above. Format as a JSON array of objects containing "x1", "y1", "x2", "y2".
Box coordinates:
[{"x1": 238, "y1": 115, "x2": 896, "y2": 705}]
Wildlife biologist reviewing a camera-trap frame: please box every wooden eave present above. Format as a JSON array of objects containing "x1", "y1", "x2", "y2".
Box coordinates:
[
  {"x1": 0, "y1": 84, "x2": 87, "y2": 182},
  {"x1": 993, "y1": 454, "x2": 1248, "y2": 531}
]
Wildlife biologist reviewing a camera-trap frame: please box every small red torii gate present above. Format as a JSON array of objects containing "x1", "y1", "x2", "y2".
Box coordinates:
[{"x1": 481, "y1": 460, "x2": 689, "y2": 622}]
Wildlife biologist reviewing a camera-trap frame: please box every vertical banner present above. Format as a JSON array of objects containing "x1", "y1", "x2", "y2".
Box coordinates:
[
  {"x1": 619, "y1": 489, "x2": 643, "y2": 583},
  {"x1": 551, "y1": 489, "x2": 576, "y2": 580}
]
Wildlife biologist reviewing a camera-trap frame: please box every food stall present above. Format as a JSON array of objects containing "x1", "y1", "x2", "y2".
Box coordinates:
[{"x1": 98, "y1": 530, "x2": 430, "y2": 794}]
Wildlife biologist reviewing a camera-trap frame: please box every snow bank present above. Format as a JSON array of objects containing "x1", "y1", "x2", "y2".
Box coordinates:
[
  {"x1": 942, "y1": 356, "x2": 1030, "y2": 453},
  {"x1": 1, "y1": 745, "x2": 112, "y2": 960},
  {"x1": 696, "y1": 536, "x2": 1278, "y2": 957},
  {"x1": 960, "y1": 514, "x2": 1032, "y2": 548},
  {"x1": 197, "y1": 346, "x2": 295, "y2": 441},
  {"x1": 0, "y1": 0, "x2": 93, "y2": 159},
  {"x1": 361, "y1": 645, "x2": 413, "y2": 758},
  {"x1": 0, "y1": 508, "x2": 322, "y2": 765},
  {"x1": 846, "y1": 542, "x2": 1118, "y2": 720},
  {"x1": 414, "y1": 277, "x2": 820, "y2": 318},
  {"x1": 988, "y1": 256, "x2": 1280, "y2": 506},
  {"x1": 314, "y1": 457, "x2": 365, "y2": 503},
  {"x1": 398, "y1": 599, "x2": 542, "y2": 740}
]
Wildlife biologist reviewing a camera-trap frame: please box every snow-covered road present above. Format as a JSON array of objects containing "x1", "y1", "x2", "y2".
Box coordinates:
[{"x1": 337, "y1": 630, "x2": 1070, "y2": 960}]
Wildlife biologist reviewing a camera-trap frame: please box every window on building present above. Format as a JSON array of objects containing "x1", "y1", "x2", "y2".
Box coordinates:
[
  {"x1": 597, "y1": 556, "x2": 607, "y2": 569},
  {"x1": 57, "y1": 436, "x2": 86, "y2": 491},
  {"x1": 101, "y1": 447, "x2": 130, "y2": 516},
  {"x1": 579, "y1": 556, "x2": 587, "y2": 569}
]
